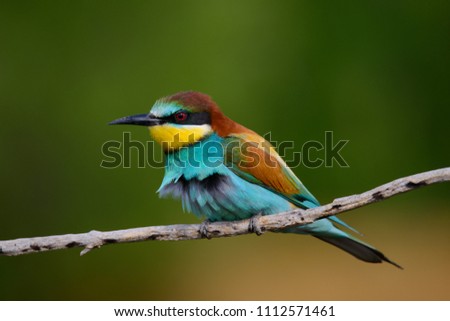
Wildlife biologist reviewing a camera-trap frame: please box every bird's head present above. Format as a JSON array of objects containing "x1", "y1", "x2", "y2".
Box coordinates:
[{"x1": 110, "y1": 91, "x2": 225, "y2": 151}]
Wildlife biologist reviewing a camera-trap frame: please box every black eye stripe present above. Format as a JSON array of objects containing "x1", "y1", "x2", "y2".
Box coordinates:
[
  {"x1": 160, "y1": 111, "x2": 211, "y2": 125},
  {"x1": 186, "y1": 112, "x2": 211, "y2": 125}
]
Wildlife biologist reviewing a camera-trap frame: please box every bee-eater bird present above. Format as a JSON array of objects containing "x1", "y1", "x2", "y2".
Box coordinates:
[{"x1": 110, "y1": 91, "x2": 401, "y2": 268}]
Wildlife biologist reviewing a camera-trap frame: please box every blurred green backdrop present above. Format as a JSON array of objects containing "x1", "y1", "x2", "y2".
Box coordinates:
[{"x1": 0, "y1": 1, "x2": 449, "y2": 300}]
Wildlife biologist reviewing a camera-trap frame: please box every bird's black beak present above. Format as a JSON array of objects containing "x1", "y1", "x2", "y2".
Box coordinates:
[{"x1": 109, "y1": 113, "x2": 162, "y2": 126}]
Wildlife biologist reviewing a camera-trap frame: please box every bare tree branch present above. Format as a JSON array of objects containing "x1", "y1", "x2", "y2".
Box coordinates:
[{"x1": 1, "y1": 167, "x2": 449, "y2": 257}]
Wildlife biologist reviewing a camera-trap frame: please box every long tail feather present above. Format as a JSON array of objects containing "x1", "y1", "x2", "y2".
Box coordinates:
[{"x1": 315, "y1": 235, "x2": 403, "y2": 269}]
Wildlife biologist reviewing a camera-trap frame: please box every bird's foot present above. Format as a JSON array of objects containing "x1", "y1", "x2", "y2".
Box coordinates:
[
  {"x1": 199, "y1": 219, "x2": 212, "y2": 239},
  {"x1": 248, "y1": 213, "x2": 264, "y2": 236}
]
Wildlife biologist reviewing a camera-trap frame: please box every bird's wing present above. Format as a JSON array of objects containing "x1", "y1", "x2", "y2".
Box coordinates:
[{"x1": 222, "y1": 132, "x2": 320, "y2": 209}]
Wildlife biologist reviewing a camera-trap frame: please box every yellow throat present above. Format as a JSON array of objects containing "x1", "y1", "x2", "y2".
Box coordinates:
[{"x1": 148, "y1": 124, "x2": 212, "y2": 151}]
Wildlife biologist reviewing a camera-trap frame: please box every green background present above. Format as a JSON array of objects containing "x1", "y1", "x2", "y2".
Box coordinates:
[{"x1": 0, "y1": 1, "x2": 449, "y2": 300}]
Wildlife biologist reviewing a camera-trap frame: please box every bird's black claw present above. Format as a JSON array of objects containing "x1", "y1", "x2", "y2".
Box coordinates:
[
  {"x1": 199, "y1": 219, "x2": 212, "y2": 239},
  {"x1": 249, "y1": 213, "x2": 264, "y2": 236}
]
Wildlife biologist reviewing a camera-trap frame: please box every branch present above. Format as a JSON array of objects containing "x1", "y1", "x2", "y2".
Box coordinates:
[{"x1": 1, "y1": 167, "x2": 449, "y2": 257}]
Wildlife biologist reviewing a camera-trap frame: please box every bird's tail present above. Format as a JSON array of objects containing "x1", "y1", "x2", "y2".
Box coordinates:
[
  {"x1": 281, "y1": 217, "x2": 402, "y2": 268},
  {"x1": 314, "y1": 234, "x2": 403, "y2": 269}
]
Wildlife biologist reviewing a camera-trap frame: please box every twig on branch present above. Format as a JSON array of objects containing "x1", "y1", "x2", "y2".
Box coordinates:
[{"x1": 1, "y1": 167, "x2": 449, "y2": 257}]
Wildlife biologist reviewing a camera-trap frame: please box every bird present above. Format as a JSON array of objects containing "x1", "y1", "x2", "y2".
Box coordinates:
[{"x1": 110, "y1": 91, "x2": 401, "y2": 268}]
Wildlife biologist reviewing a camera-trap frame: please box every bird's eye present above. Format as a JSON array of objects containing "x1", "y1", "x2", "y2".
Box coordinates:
[{"x1": 174, "y1": 111, "x2": 188, "y2": 123}]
